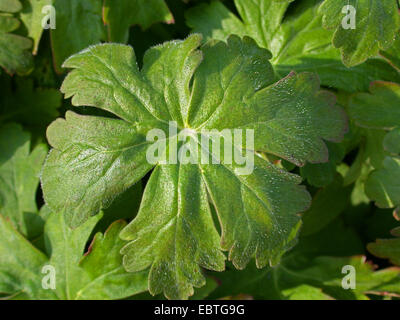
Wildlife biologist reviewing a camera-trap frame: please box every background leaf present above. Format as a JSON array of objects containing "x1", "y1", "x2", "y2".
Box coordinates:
[{"x1": 319, "y1": 0, "x2": 400, "y2": 67}]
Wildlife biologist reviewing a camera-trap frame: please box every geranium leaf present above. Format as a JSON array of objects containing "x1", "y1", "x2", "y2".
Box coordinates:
[
  {"x1": 41, "y1": 111, "x2": 156, "y2": 228},
  {"x1": 0, "y1": 124, "x2": 47, "y2": 238},
  {"x1": 368, "y1": 227, "x2": 400, "y2": 266},
  {"x1": 384, "y1": 127, "x2": 400, "y2": 154},
  {"x1": 0, "y1": 215, "x2": 56, "y2": 299},
  {"x1": 42, "y1": 34, "x2": 347, "y2": 299},
  {"x1": 186, "y1": 0, "x2": 400, "y2": 92},
  {"x1": 301, "y1": 174, "x2": 351, "y2": 236},
  {"x1": 349, "y1": 81, "x2": 400, "y2": 130},
  {"x1": 300, "y1": 142, "x2": 345, "y2": 187},
  {"x1": 365, "y1": 157, "x2": 400, "y2": 208},
  {"x1": 319, "y1": 0, "x2": 400, "y2": 67},
  {"x1": 0, "y1": 209, "x2": 148, "y2": 299},
  {"x1": 0, "y1": 3, "x2": 33, "y2": 74},
  {"x1": 380, "y1": 34, "x2": 400, "y2": 70},
  {"x1": 348, "y1": 82, "x2": 400, "y2": 208},
  {"x1": 0, "y1": 75, "x2": 61, "y2": 134},
  {"x1": 103, "y1": 0, "x2": 174, "y2": 43},
  {"x1": 120, "y1": 164, "x2": 225, "y2": 300},
  {"x1": 50, "y1": 0, "x2": 106, "y2": 73}
]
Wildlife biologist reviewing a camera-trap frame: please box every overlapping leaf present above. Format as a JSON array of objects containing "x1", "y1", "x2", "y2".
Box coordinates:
[
  {"x1": 21, "y1": 0, "x2": 175, "y2": 73},
  {"x1": 50, "y1": 0, "x2": 106, "y2": 73},
  {"x1": 41, "y1": 34, "x2": 347, "y2": 299},
  {"x1": 186, "y1": 0, "x2": 400, "y2": 92},
  {"x1": 0, "y1": 0, "x2": 22, "y2": 12},
  {"x1": 300, "y1": 142, "x2": 345, "y2": 187},
  {"x1": 349, "y1": 82, "x2": 400, "y2": 208},
  {"x1": 0, "y1": 75, "x2": 61, "y2": 134},
  {"x1": 381, "y1": 35, "x2": 400, "y2": 70},
  {"x1": 19, "y1": 0, "x2": 52, "y2": 54},
  {"x1": 0, "y1": 124, "x2": 47, "y2": 238},
  {"x1": 0, "y1": 0, "x2": 33, "y2": 74},
  {"x1": 349, "y1": 82, "x2": 400, "y2": 130},
  {"x1": 208, "y1": 255, "x2": 400, "y2": 300},
  {"x1": 368, "y1": 227, "x2": 400, "y2": 266},
  {"x1": 301, "y1": 174, "x2": 351, "y2": 236},
  {"x1": 319, "y1": 0, "x2": 400, "y2": 67},
  {"x1": 0, "y1": 210, "x2": 148, "y2": 300},
  {"x1": 103, "y1": 0, "x2": 174, "y2": 43}
]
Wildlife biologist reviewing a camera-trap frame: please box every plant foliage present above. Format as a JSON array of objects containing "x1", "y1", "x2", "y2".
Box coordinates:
[{"x1": 0, "y1": 0, "x2": 400, "y2": 301}]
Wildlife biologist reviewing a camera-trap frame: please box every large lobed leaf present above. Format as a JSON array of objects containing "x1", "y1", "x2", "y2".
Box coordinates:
[
  {"x1": 41, "y1": 34, "x2": 347, "y2": 299},
  {"x1": 368, "y1": 227, "x2": 400, "y2": 267},
  {"x1": 208, "y1": 254, "x2": 400, "y2": 300},
  {"x1": 50, "y1": 0, "x2": 106, "y2": 73},
  {"x1": 19, "y1": 0, "x2": 52, "y2": 55},
  {"x1": 21, "y1": 0, "x2": 174, "y2": 73},
  {"x1": 0, "y1": 75, "x2": 61, "y2": 134},
  {"x1": 0, "y1": 124, "x2": 47, "y2": 238}
]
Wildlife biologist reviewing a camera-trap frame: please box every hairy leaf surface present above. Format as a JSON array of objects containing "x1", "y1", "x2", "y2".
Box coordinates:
[{"x1": 42, "y1": 34, "x2": 347, "y2": 299}]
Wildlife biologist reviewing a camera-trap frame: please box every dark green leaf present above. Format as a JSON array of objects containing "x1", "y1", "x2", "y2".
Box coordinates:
[
  {"x1": 103, "y1": 0, "x2": 173, "y2": 43},
  {"x1": 319, "y1": 0, "x2": 400, "y2": 67},
  {"x1": 0, "y1": 124, "x2": 47, "y2": 238}
]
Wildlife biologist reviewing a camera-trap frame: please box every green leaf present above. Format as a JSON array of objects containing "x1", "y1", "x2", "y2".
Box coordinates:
[
  {"x1": 340, "y1": 127, "x2": 392, "y2": 207},
  {"x1": 50, "y1": 0, "x2": 106, "y2": 73},
  {"x1": 348, "y1": 82, "x2": 400, "y2": 208},
  {"x1": 94, "y1": 182, "x2": 143, "y2": 234},
  {"x1": 297, "y1": 218, "x2": 364, "y2": 258},
  {"x1": 78, "y1": 221, "x2": 148, "y2": 299},
  {"x1": 349, "y1": 81, "x2": 400, "y2": 130},
  {"x1": 300, "y1": 142, "x2": 345, "y2": 187},
  {"x1": 343, "y1": 129, "x2": 389, "y2": 186},
  {"x1": 319, "y1": 0, "x2": 400, "y2": 67},
  {"x1": 19, "y1": 0, "x2": 52, "y2": 54},
  {"x1": 0, "y1": 215, "x2": 56, "y2": 299},
  {"x1": 120, "y1": 164, "x2": 226, "y2": 300},
  {"x1": 0, "y1": 123, "x2": 47, "y2": 238},
  {"x1": 368, "y1": 227, "x2": 400, "y2": 266},
  {"x1": 0, "y1": 75, "x2": 61, "y2": 134},
  {"x1": 0, "y1": 210, "x2": 148, "y2": 299},
  {"x1": 301, "y1": 174, "x2": 351, "y2": 236},
  {"x1": 103, "y1": 0, "x2": 173, "y2": 43},
  {"x1": 365, "y1": 157, "x2": 400, "y2": 208},
  {"x1": 42, "y1": 34, "x2": 347, "y2": 299},
  {"x1": 208, "y1": 255, "x2": 400, "y2": 300},
  {"x1": 42, "y1": 111, "x2": 156, "y2": 228},
  {"x1": 384, "y1": 127, "x2": 400, "y2": 154},
  {"x1": 0, "y1": 0, "x2": 22, "y2": 13},
  {"x1": 364, "y1": 208, "x2": 400, "y2": 241},
  {"x1": 0, "y1": 7, "x2": 33, "y2": 74},
  {"x1": 186, "y1": 0, "x2": 400, "y2": 92},
  {"x1": 281, "y1": 284, "x2": 332, "y2": 300}
]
